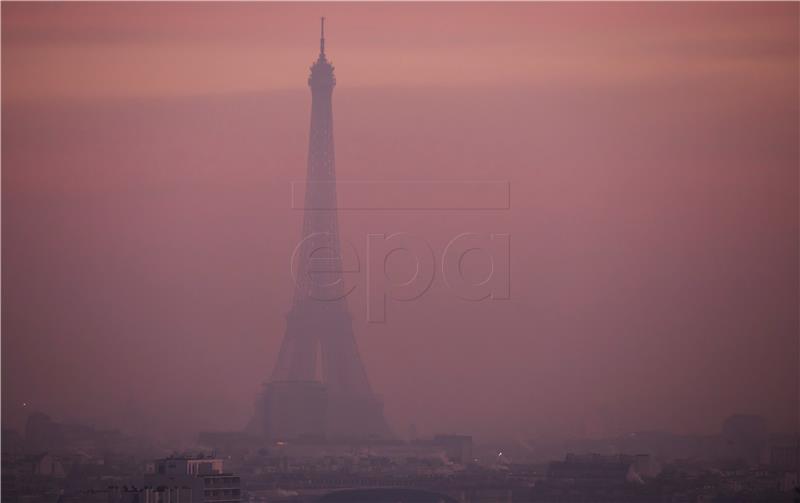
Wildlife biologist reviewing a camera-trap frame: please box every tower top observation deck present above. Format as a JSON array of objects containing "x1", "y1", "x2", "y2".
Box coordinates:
[{"x1": 309, "y1": 17, "x2": 335, "y2": 89}]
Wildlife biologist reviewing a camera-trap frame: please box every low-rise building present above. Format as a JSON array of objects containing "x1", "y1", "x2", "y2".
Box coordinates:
[{"x1": 146, "y1": 455, "x2": 241, "y2": 503}]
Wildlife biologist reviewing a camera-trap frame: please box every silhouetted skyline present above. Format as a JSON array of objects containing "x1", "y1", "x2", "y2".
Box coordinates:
[{"x1": 2, "y1": 2, "x2": 798, "y2": 443}]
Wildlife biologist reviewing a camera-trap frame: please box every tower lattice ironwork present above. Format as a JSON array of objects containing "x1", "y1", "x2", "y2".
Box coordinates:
[{"x1": 249, "y1": 19, "x2": 391, "y2": 441}]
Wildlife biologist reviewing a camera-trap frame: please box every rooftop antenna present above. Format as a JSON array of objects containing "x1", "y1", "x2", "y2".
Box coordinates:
[{"x1": 320, "y1": 17, "x2": 326, "y2": 56}]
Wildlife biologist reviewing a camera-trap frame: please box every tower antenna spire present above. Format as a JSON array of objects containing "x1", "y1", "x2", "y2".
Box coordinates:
[{"x1": 320, "y1": 17, "x2": 325, "y2": 56}]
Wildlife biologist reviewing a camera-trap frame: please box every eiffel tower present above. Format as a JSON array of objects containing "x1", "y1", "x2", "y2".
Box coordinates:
[{"x1": 249, "y1": 19, "x2": 391, "y2": 442}]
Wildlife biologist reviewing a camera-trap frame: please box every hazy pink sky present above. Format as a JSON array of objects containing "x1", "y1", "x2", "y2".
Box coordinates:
[{"x1": 2, "y1": 2, "x2": 798, "y2": 442}]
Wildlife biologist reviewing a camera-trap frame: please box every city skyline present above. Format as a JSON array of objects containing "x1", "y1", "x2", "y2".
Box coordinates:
[{"x1": 2, "y1": 2, "x2": 798, "y2": 444}]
